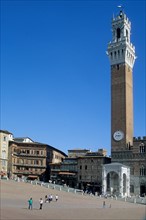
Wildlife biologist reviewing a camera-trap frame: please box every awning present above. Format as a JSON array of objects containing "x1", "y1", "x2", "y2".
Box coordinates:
[
  {"x1": 27, "y1": 175, "x2": 38, "y2": 178},
  {"x1": 59, "y1": 172, "x2": 76, "y2": 176}
]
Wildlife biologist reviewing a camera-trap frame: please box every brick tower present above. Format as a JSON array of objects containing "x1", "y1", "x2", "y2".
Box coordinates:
[{"x1": 107, "y1": 10, "x2": 136, "y2": 158}]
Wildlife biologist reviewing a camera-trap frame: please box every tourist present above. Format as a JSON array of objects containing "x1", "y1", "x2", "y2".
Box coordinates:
[
  {"x1": 48, "y1": 194, "x2": 51, "y2": 203},
  {"x1": 50, "y1": 194, "x2": 53, "y2": 202},
  {"x1": 103, "y1": 201, "x2": 106, "y2": 208},
  {"x1": 55, "y1": 194, "x2": 58, "y2": 202},
  {"x1": 45, "y1": 195, "x2": 48, "y2": 203},
  {"x1": 39, "y1": 198, "x2": 43, "y2": 209},
  {"x1": 28, "y1": 198, "x2": 33, "y2": 210}
]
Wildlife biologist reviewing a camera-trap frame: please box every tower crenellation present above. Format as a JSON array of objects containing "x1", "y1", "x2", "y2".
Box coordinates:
[{"x1": 107, "y1": 10, "x2": 136, "y2": 69}]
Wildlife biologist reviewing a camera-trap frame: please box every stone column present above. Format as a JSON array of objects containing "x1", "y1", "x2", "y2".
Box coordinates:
[
  {"x1": 102, "y1": 167, "x2": 107, "y2": 195},
  {"x1": 126, "y1": 168, "x2": 130, "y2": 196},
  {"x1": 119, "y1": 170, "x2": 123, "y2": 197}
]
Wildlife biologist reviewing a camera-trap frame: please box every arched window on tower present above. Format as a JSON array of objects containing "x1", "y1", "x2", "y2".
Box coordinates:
[
  {"x1": 114, "y1": 51, "x2": 117, "y2": 58},
  {"x1": 110, "y1": 52, "x2": 113, "y2": 59},
  {"x1": 139, "y1": 143, "x2": 145, "y2": 153},
  {"x1": 126, "y1": 29, "x2": 129, "y2": 42},
  {"x1": 117, "y1": 28, "x2": 121, "y2": 41}
]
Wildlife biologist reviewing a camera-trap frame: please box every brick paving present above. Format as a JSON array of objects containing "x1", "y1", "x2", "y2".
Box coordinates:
[{"x1": 1, "y1": 180, "x2": 146, "y2": 220}]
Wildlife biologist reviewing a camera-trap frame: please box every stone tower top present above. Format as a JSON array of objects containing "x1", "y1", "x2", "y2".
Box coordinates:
[{"x1": 107, "y1": 10, "x2": 136, "y2": 69}]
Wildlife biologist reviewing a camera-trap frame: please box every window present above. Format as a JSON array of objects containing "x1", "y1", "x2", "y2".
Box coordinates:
[
  {"x1": 2, "y1": 151, "x2": 6, "y2": 159},
  {"x1": 126, "y1": 29, "x2": 129, "y2": 42},
  {"x1": 114, "y1": 51, "x2": 116, "y2": 58},
  {"x1": 85, "y1": 165, "x2": 87, "y2": 170},
  {"x1": 139, "y1": 143, "x2": 145, "y2": 153},
  {"x1": 2, "y1": 160, "x2": 6, "y2": 166},
  {"x1": 117, "y1": 28, "x2": 121, "y2": 40},
  {"x1": 34, "y1": 160, "x2": 39, "y2": 165},
  {"x1": 3, "y1": 136, "x2": 7, "y2": 141},
  {"x1": 40, "y1": 151, "x2": 43, "y2": 155},
  {"x1": 80, "y1": 165, "x2": 82, "y2": 170},
  {"x1": 130, "y1": 185, "x2": 134, "y2": 193},
  {"x1": 20, "y1": 159, "x2": 24, "y2": 164},
  {"x1": 110, "y1": 52, "x2": 113, "y2": 59},
  {"x1": 140, "y1": 166, "x2": 146, "y2": 176}
]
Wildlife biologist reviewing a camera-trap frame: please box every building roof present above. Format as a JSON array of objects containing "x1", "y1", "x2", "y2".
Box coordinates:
[
  {"x1": 46, "y1": 145, "x2": 67, "y2": 157},
  {"x1": 14, "y1": 137, "x2": 34, "y2": 143},
  {"x1": 0, "y1": 130, "x2": 13, "y2": 135},
  {"x1": 104, "y1": 162, "x2": 130, "y2": 168}
]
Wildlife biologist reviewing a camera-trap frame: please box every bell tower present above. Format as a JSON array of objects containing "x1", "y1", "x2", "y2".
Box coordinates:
[{"x1": 107, "y1": 10, "x2": 136, "y2": 156}]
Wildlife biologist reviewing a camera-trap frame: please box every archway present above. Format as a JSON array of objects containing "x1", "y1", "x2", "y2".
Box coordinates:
[{"x1": 102, "y1": 163, "x2": 130, "y2": 197}]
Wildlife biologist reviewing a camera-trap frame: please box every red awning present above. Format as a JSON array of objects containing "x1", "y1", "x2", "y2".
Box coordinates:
[
  {"x1": 27, "y1": 175, "x2": 38, "y2": 178},
  {"x1": 59, "y1": 172, "x2": 76, "y2": 176}
]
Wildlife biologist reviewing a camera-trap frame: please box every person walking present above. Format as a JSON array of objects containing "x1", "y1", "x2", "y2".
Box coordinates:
[
  {"x1": 55, "y1": 194, "x2": 58, "y2": 202},
  {"x1": 103, "y1": 201, "x2": 106, "y2": 208},
  {"x1": 45, "y1": 195, "x2": 48, "y2": 203},
  {"x1": 39, "y1": 198, "x2": 43, "y2": 210},
  {"x1": 28, "y1": 198, "x2": 33, "y2": 210}
]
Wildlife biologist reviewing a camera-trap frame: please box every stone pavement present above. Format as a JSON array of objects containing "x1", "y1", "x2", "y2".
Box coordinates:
[{"x1": 1, "y1": 180, "x2": 146, "y2": 220}]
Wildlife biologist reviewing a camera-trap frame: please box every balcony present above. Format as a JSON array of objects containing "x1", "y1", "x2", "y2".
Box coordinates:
[
  {"x1": 13, "y1": 170, "x2": 44, "y2": 175},
  {"x1": 13, "y1": 163, "x2": 46, "y2": 168},
  {"x1": 13, "y1": 152, "x2": 46, "y2": 158}
]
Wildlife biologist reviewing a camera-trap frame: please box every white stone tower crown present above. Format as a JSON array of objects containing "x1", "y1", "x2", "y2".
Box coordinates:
[{"x1": 107, "y1": 10, "x2": 136, "y2": 69}]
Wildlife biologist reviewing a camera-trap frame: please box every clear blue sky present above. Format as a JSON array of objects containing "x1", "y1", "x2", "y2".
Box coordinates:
[{"x1": 1, "y1": 0, "x2": 146, "y2": 156}]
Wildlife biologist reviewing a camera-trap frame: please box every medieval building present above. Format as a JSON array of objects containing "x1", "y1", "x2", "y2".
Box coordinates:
[{"x1": 102, "y1": 10, "x2": 146, "y2": 197}]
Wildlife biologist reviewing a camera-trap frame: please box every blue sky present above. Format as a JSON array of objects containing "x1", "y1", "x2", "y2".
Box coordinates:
[{"x1": 1, "y1": 0, "x2": 146, "y2": 156}]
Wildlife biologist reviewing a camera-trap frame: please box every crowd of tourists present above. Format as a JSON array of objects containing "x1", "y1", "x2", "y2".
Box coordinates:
[{"x1": 28, "y1": 194, "x2": 59, "y2": 210}]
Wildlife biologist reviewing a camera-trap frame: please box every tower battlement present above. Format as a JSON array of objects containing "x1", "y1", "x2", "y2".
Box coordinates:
[
  {"x1": 133, "y1": 136, "x2": 146, "y2": 141},
  {"x1": 112, "y1": 11, "x2": 131, "y2": 26}
]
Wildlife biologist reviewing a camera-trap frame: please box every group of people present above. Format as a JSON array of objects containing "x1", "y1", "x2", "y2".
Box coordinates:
[
  {"x1": 45, "y1": 194, "x2": 59, "y2": 203},
  {"x1": 28, "y1": 194, "x2": 59, "y2": 210}
]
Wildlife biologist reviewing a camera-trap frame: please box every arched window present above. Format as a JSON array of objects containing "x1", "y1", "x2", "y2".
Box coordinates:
[
  {"x1": 126, "y1": 29, "x2": 129, "y2": 42},
  {"x1": 110, "y1": 52, "x2": 113, "y2": 59},
  {"x1": 114, "y1": 51, "x2": 117, "y2": 58},
  {"x1": 140, "y1": 166, "x2": 146, "y2": 176},
  {"x1": 139, "y1": 143, "x2": 145, "y2": 153},
  {"x1": 117, "y1": 28, "x2": 121, "y2": 41}
]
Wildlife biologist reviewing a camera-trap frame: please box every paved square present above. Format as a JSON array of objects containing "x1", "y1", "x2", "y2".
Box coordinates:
[{"x1": 1, "y1": 180, "x2": 146, "y2": 219}]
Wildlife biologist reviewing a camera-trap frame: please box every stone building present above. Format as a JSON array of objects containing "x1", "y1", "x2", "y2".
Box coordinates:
[
  {"x1": 111, "y1": 137, "x2": 146, "y2": 196},
  {"x1": 68, "y1": 149, "x2": 90, "y2": 158},
  {"x1": 0, "y1": 130, "x2": 13, "y2": 178},
  {"x1": 103, "y1": 9, "x2": 146, "y2": 197},
  {"x1": 45, "y1": 145, "x2": 67, "y2": 181},
  {"x1": 8, "y1": 138, "x2": 47, "y2": 180},
  {"x1": 77, "y1": 149, "x2": 111, "y2": 193},
  {"x1": 50, "y1": 157, "x2": 77, "y2": 187}
]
